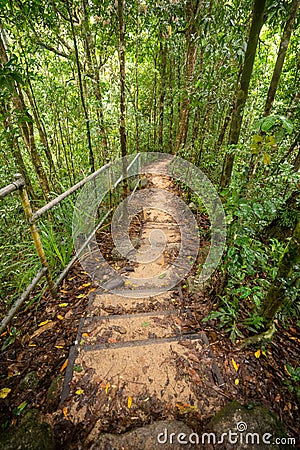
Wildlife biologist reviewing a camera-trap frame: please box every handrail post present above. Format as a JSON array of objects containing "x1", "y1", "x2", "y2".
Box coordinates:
[{"x1": 14, "y1": 174, "x2": 57, "y2": 299}]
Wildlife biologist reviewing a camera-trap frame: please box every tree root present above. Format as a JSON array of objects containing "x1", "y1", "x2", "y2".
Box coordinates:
[{"x1": 239, "y1": 323, "x2": 277, "y2": 348}]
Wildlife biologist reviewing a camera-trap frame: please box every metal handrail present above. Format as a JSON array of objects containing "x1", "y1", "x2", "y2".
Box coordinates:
[{"x1": 0, "y1": 153, "x2": 142, "y2": 332}]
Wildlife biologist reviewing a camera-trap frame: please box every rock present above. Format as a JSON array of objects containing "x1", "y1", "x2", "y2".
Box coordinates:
[
  {"x1": 46, "y1": 374, "x2": 64, "y2": 408},
  {"x1": 0, "y1": 409, "x2": 55, "y2": 450},
  {"x1": 19, "y1": 371, "x2": 39, "y2": 390},
  {"x1": 207, "y1": 401, "x2": 292, "y2": 449},
  {"x1": 89, "y1": 420, "x2": 196, "y2": 449}
]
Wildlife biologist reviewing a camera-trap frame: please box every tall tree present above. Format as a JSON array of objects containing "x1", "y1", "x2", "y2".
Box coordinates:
[
  {"x1": 264, "y1": 0, "x2": 300, "y2": 117},
  {"x1": 220, "y1": 0, "x2": 267, "y2": 189},
  {"x1": 117, "y1": 0, "x2": 127, "y2": 160}
]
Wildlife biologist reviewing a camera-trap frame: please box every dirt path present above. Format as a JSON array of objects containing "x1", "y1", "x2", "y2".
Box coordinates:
[{"x1": 60, "y1": 158, "x2": 224, "y2": 445}]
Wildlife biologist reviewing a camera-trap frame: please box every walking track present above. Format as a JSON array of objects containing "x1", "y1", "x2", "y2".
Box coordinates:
[{"x1": 60, "y1": 158, "x2": 224, "y2": 445}]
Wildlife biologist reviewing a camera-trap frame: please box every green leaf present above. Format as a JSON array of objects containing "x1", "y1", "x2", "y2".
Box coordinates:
[
  {"x1": 261, "y1": 116, "x2": 277, "y2": 132},
  {"x1": 279, "y1": 115, "x2": 293, "y2": 134},
  {"x1": 252, "y1": 203, "x2": 264, "y2": 219}
]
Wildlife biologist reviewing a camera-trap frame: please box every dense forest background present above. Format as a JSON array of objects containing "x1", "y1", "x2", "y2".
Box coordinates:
[{"x1": 0, "y1": 0, "x2": 299, "y2": 342}]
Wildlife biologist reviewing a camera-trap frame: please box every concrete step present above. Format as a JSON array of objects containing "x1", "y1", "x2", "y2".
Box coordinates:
[
  {"x1": 65, "y1": 334, "x2": 203, "y2": 424},
  {"x1": 79, "y1": 311, "x2": 181, "y2": 347},
  {"x1": 87, "y1": 291, "x2": 179, "y2": 316}
]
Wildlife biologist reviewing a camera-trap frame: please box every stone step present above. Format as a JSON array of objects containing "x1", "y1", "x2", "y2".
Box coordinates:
[
  {"x1": 87, "y1": 291, "x2": 179, "y2": 316},
  {"x1": 64, "y1": 334, "x2": 203, "y2": 423},
  {"x1": 79, "y1": 311, "x2": 180, "y2": 347}
]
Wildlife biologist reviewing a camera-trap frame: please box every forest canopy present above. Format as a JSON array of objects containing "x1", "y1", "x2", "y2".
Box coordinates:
[{"x1": 0, "y1": 0, "x2": 299, "y2": 338}]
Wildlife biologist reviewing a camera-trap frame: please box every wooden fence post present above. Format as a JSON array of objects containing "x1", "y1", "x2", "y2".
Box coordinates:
[{"x1": 14, "y1": 173, "x2": 57, "y2": 299}]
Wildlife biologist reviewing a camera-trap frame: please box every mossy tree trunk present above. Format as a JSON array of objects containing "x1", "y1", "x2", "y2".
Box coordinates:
[
  {"x1": 220, "y1": 0, "x2": 266, "y2": 189},
  {"x1": 260, "y1": 219, "x2": 300, "y2": 325}
]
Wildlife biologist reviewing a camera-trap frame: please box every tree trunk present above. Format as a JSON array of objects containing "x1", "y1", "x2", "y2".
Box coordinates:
[
  {"x1": 264, "y1": 0, "x2": 300, "y2": 116},
  {"x1": 158, "y1": 39, "x2": 167, "y2": 150},
  {"x1": 220, "y1": 0, "x2": 266, "y2": 189},
  {"x1": 81, "y1": 0, "x2": 108, "y2": 160},
  {"x1": 67, "y1": 1, "x2": 95, "y2": 173},
  {"x1": 260, "y1": 219, "x2": 300, "y2": 325}
]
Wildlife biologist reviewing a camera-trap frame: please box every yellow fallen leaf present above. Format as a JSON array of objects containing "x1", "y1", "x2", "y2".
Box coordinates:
[
  {"x1": 0, "y1": 388, "x2": 11, "y2": 399},
  {"x1": 38, "y1": 320, "x2": 51, "y2": 327},
  {"x1": 60, "y1": 358, "x2": 68, "y2": 372},
  {"x1": 284, "y1": 365, "x2": 291, "y2": 376},
  {"x1": 76, "y1": 294, "x2": 86, "y2": 299},
  {"x1": 82, "y1": 283, "x2": 91, "y2": 287},
  {"x1": 127, "y1": 396, "x2": 132, "y2": 409},
  {"x1": 55, "y1": 345, "x2": 64, "y2": 349},
  {"x1": 231, "y1": 358, "x2": 240, "y2": 372},
  {"x1": 59, "y1": 303, "x2": 69, "y2": 307},
  {"x1": 105, "y1": 382, "x2": 110, "y2": 394},
  {"x1": 235, "y1": 378, "x2": 239, "y2": 385},
  {"x1": 82, "y1": 333, "x2": 89, "y2": 337},
  {"x1": 254, "y1": 349, "x2": 261, "y2": 359},
  {"x1": 75, "y1": 389, "x2": 84, "y2": 395},
  {"x1": 57, "y1": 315, "x2": 64, "y2": 321},
  {"x1": 62, "y1": 407, "x2": 69, "y2": 420}
]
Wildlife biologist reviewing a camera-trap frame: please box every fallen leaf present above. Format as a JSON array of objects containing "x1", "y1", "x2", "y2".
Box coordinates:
[
  {"x1": 176, "y1": 403, "x2": 198, "y2": 414},
  {"x1": 235, "y1": 378, "x2": 239, "y2": 385},
  {"x1": 231, "y1": 358, "x2": 240, "y2": 372},
  {"x1": 60, "y1": 358, "x2": 68, "y2": 372},
  {"x1": 59, "y1": 303, "x2": 69, "y2": 307},
  {"x1": 0, "y1": 388, "x2": 11, "y2": 399},
  {"x1": 38, "y1": 320, "x2": 51, "y2": 327},
  {"x1": 127, "y1": 396, "x2": 133, "y2": 409},
  {"x1": 75, "y1": 389, "x2": 84, "y2": 395},
  {"x1": 105, "y1": 382, "x2": 110, "y2": 394},
  {"x1": 254, "y1": 349, "x2": 261, "y2": 359},
  {"x1": 57, "y1": 315, "x2": 64, "y2": 321},
  {"x1": 76, "y1": 294, "x2": 86, "y2": 299},
  {"x1": 62, "y1": 407, "x2": 69, "y2": 420}
]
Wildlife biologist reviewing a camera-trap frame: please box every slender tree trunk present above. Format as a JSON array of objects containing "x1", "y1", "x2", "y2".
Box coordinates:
[
  {"x1": 81, "y1": 0, "x2": 108, "y2": 159},
  {"x1": 264, "y1": 0, "x2": 300, "y2": 116},
  {"x1": 135, "y1": 1, "x2": 140, "y2": 153},
  {"x1": 1, "y1": 102, "x2": 35, "y2": 197},
  {"x1": 67, "y1": 1, "x2": 95, "y2": 172},
  {"x1": 168, "y1": 56, "x2": 174, "y2": 153},
  {"x1": 158, "y1": 39, "x2": 167, "y2": 150},
  {"x1": 0, "y1": 29, "x2": 50, "y2": 197},
  {"x1": 220, "y1": 0, "x2": 267, "y2": 188},
  {"x1": 117, "y1": 0, "x2": 127, "y2": 160},
  {"x1": 25, "y1": 85, "x2": 55, "y2": 177},
  {"x1": 175, "y1": 22, "x2": 198, "y2": 154}
]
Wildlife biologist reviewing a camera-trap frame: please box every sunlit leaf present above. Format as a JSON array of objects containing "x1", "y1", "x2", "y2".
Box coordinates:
[
  {"x1": 59, "y1": 303, "x2": 69, "y2": 307},
  {"x1": 38, "y1": 320, "x2": 51, "y2": 327},
  {"x1": 235, "y1": 378, "x2": 239, "y2": 385},
  {"x1": 127, "y1": 396, "x2": 133, "y2": 408},
  {"x1": 60, "y1": 358, "x2": 68, "y2": 372},
  {"x1": 254, "y1": 349, "x2": 261, "y2": 358},
  {"x1": 75, "y1": 389, "x2": 84, "y2": 395},
  {"x1": 0, "y1": 388, "x2": 11, "y2": 398},
  {"x1": 63, "y1": 407, "x2": 69, "y2": 420},
  {"x1": 231, "y1": 358, "x2": 240, "y2": 372}
]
